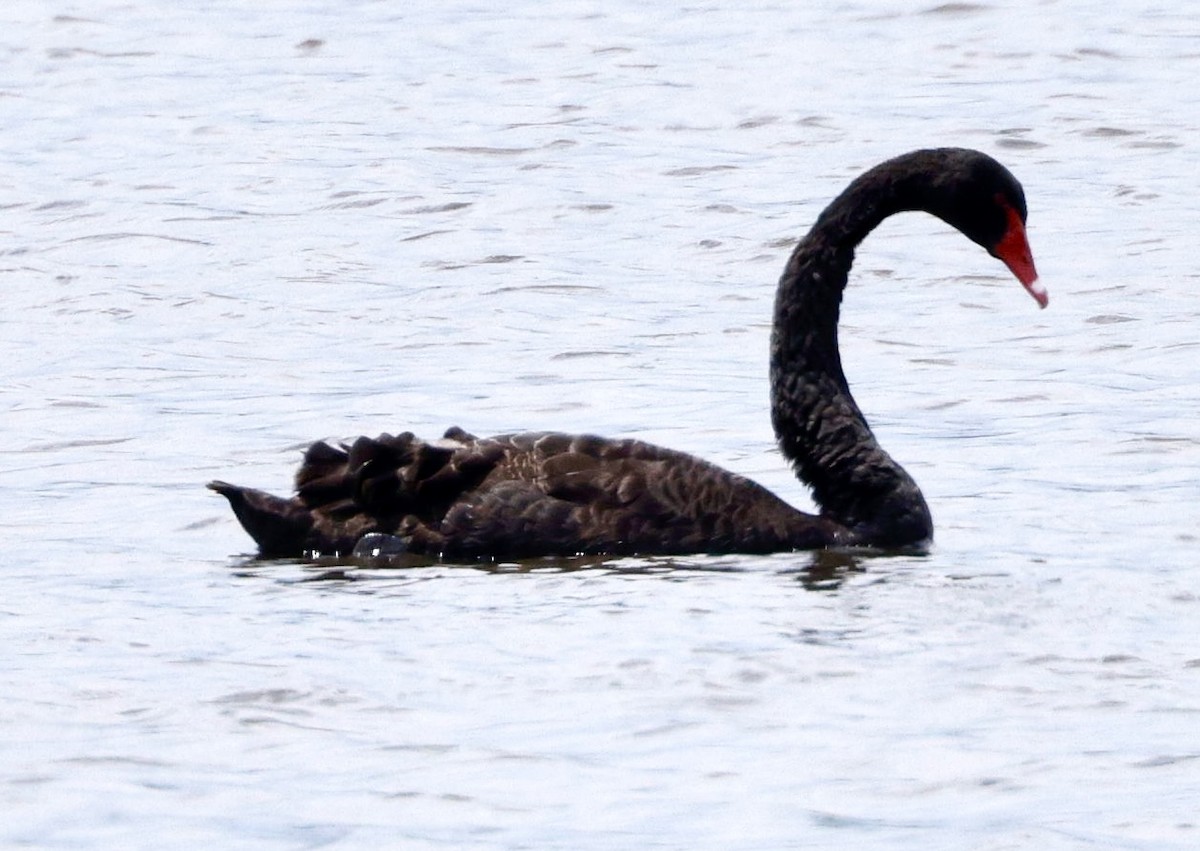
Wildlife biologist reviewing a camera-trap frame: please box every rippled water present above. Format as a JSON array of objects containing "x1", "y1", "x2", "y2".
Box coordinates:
[{"x1": 3, "y1": 1, "x2": 1199, "y2": 848}]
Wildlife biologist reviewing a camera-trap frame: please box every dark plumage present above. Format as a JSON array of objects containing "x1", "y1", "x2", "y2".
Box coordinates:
[{"x1": 210, "y1": 148, "x2": 1044, "y2": 559}]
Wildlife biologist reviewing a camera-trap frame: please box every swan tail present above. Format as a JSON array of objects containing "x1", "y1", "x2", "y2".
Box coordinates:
[
  {"x1": 207, "y1": 480, "x2": 314, "y2": 557},
  {"x1": 210, "y1": 429, "x2": 507, "y2": 558}
]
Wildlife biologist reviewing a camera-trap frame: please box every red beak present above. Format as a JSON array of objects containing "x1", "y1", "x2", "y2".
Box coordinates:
[{"x1": 995, "y1": 202, "x2": 1046, "y2": 308}]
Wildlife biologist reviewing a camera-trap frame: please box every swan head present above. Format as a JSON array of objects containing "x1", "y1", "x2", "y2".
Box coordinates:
[{"x1": 921, "y1": 148, "x2": 1046, "y2": 308}]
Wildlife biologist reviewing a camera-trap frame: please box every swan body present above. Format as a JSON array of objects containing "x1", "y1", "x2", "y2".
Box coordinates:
[{"x1": 210, "y1": 148, "x2": 1043, "y2": 559}]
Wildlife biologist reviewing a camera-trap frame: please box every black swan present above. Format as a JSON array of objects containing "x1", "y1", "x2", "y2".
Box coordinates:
[{"x1": 209, "y1": 148, "x2": 1044, "y2": 559}]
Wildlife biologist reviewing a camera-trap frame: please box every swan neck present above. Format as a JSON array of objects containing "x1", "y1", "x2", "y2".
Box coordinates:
[{"x1": 769, "y1": 174, "x2": 932, "y2": 547}]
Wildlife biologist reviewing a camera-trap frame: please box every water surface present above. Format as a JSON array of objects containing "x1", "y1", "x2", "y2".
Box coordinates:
[{"x1": 2, "y1": 1, "x2": 1198, "y2": 848}]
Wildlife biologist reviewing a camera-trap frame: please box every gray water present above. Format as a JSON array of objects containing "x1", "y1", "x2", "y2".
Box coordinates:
[{"x1": 3, "y1": 1, "x2": 1198, "y2": 848}]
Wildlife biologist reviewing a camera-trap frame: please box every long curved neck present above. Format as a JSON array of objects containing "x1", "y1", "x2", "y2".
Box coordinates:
[{"x1": 770, "y1": 165, "x2": 933, "y2": 547}]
